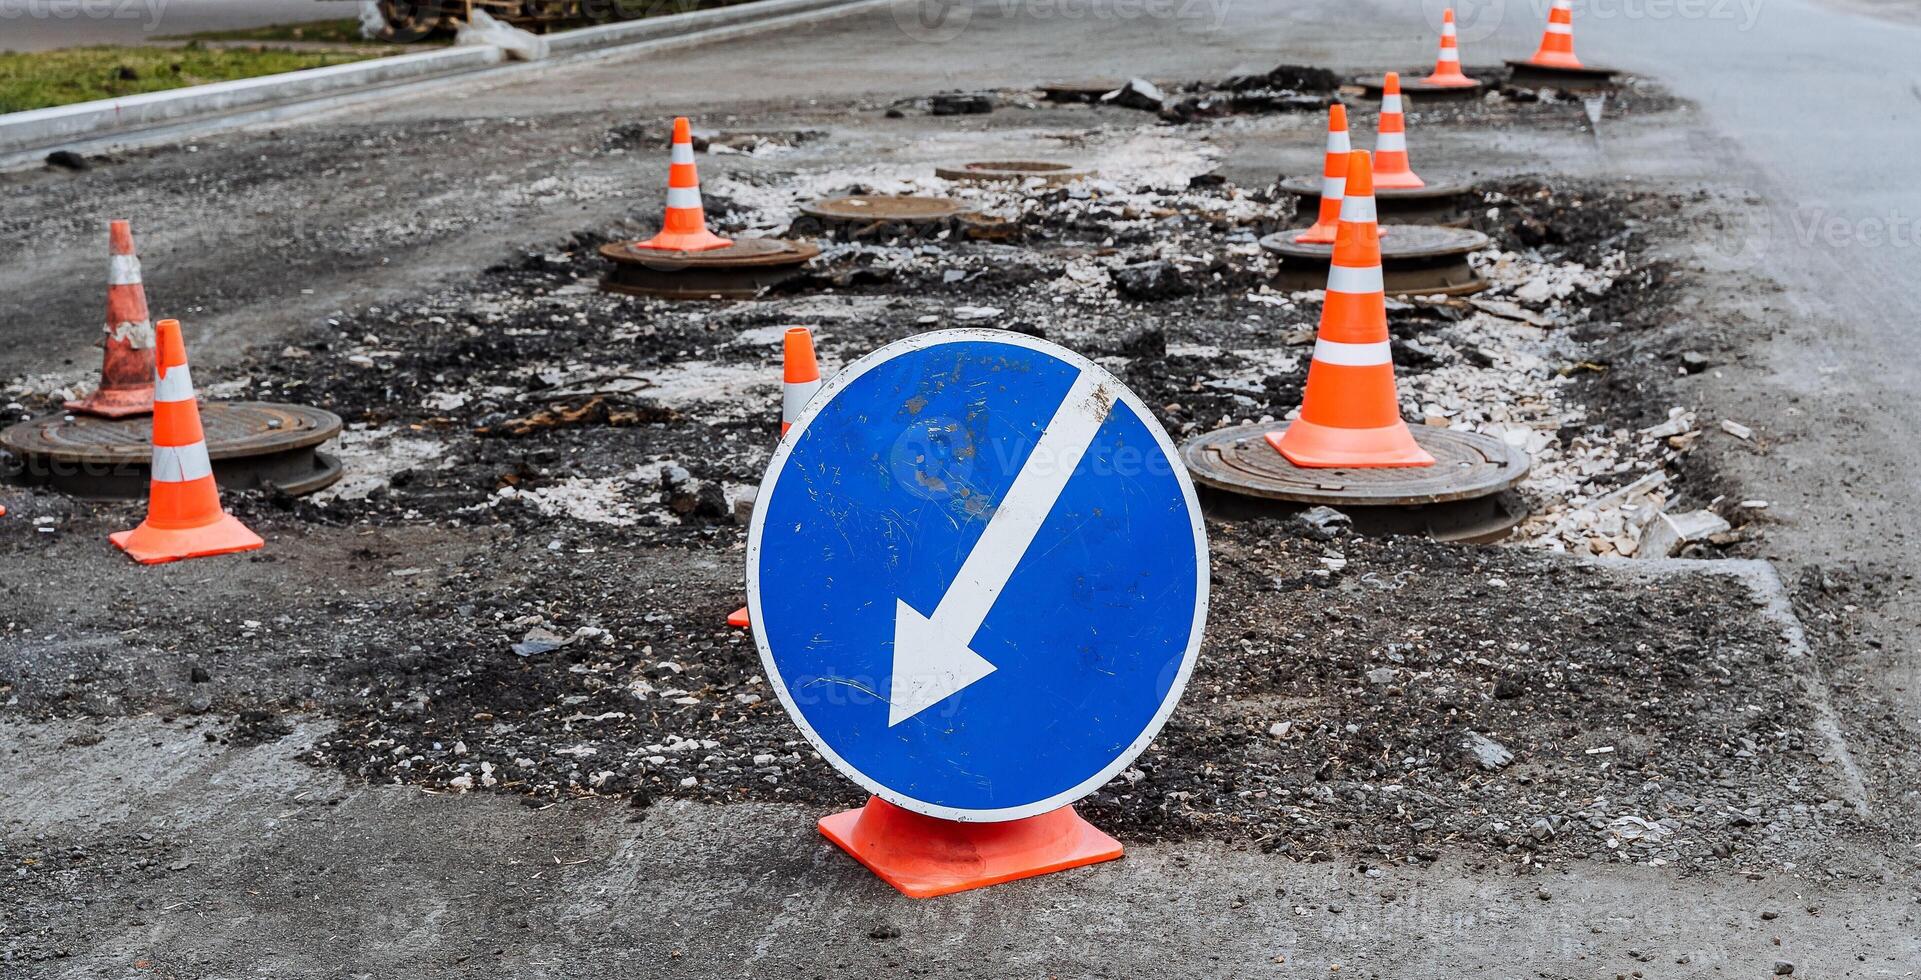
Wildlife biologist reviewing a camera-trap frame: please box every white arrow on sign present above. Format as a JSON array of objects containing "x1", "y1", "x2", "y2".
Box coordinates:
[{"x1": 887, "y1": 371, "x2": 1111, "y2": 727}]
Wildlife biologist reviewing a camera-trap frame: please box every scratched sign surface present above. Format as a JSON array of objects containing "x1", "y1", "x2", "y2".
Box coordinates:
[{"x1": 747, "y1": 330, "x2": 1209, "y2": 822}]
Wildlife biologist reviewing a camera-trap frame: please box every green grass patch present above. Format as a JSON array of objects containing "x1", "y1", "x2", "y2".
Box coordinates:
[
  {"x1": 0, "y1": 45, "x2": 376, "y2": 114},
  {"x1": 157, "y1": 18, "x2": 397, "y2": 46}
]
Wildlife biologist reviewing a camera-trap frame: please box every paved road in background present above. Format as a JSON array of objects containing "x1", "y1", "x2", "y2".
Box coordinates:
[
  {"x1": 1519, "y1": 0, "x2": 1921, "y2": 700},
  {"x1": 0, "y1": 0, "x2": 346, "y2": 50}
]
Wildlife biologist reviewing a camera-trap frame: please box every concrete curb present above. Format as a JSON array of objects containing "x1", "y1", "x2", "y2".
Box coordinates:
[
  {"x1": 0, "y1": 46, "x2": 504, "y2": 155},
  {"x1": 0, "y1": 0, "x2": 871, "y2": 158},
  {"x1": 542, "y1": 0, "x2": 857, "y2": 54},
  {"x1": 1589, "y1": 555, "x2": 1872, "y2": 815}
]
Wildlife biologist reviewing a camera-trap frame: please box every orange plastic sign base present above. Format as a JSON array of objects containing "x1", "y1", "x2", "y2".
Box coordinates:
[
  {"x1": 818, "y1": 797, "x2": 1122, "y2": 899},
  {"x1": 726, "y1": 606, "x2": 750, "y2": 628}
]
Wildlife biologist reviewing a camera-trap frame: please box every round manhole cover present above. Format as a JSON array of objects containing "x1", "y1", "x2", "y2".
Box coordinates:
[
  {"x1": 600, "y1": 237, "x2": 815, "y2": 268},
  {"x1": 1503, "y1": 60, "x2": 1619, "y2": 90},
  {"x1": 1181, "y1": 421, "x2": 1529, "y2": 507},
  {"x1": 1277, "y1": 176, "x2": 1476, "y2": 226},
  {"x1": 799, "y1": 195, "x2": 975, "y2": 223},
  {"x1": 934, "y1": 160, "x2": 1094, "y2": 185},
  {"x1": 1277, "y1": 175, "x2": 1474, "y2": 206},
  {"x1": 1354, "y1": 76, "x2": 1486, "y2": 100},
  {"x1": 1038, "y1": 80, "x2": 1124, "y2": 102},
  {"x1": 599, "y1": 237, "x2": 822, "y2": 300},
  {"x1": 1260, "y1": 225, "x2": 1490, "y2": 296},
  {"x1": 1, "y1": 402, "x2": 344, "y2": 500}
]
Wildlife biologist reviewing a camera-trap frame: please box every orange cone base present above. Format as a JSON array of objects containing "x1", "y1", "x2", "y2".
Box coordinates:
[
  {"x1": 110, "y1": 513, "x2": 263, "y2": 565},
  {"x1": 727, "y1": 605, "x2": 750, "y2": 628},
  {"x1": 1528, "y1": 51, "x2": 1584, "y2": 70},
  {"x1": 1373, "y1": 169, "x2": 1427, "y2": 190},
  {"x1": 1294, "y1": 221, "x2": 1339, "y2": 244},
  {"x1": 632, "y1": 229, "x2": 734, "y2": 253},
  {"x1": 818, "y1": 797, "x2": 1123, "y2": 899},
  {"x1": 1267, "y1": 419, "x2": 1436, "y2": 468},
  {"x1": 1419, "y1": 72, "x2": 1479, "y2": 88},
  {"x1": 1296, "y1": 225, "x2": 1393, "y2": 242},
  {"x1": 65, "y1": 387, "x2": 155, "y2": 419}
]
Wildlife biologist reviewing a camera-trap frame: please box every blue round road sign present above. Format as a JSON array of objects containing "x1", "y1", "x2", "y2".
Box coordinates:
[{"x1": 747, "y1": 330, "x2": 1209, "y2": 822}]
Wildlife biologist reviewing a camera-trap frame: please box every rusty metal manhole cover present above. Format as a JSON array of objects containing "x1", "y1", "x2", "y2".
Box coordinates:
[
  {"x1": 1181, "y1": 422, "x2": 1532, "y2": 542},
  {"x1": 599, "y1": 237, "x2": 822, "y2": 300},
  {"x1": 1039, "y1": 80, "x2": 1125, "y2": 103},
  {"x1": 1260, "y1": 225, "x2": 1490, "y2": 296},
  {"x1": 801, "y1": 195, "x2": 974, "y2": 223},
  {"x1": 934, "y1": 160, "x2": 1094, "y2": 186},
  {"x1": 1354, "y1": 76, "x2": 1486, "y2": 101},
  {"x1": 790, "y1": 195, "x2": 978, "y2": 242},
  {"x1": 1278, "y1": 175, "x2": 1475, "y2": 227},
  {"x1": 1, "y1": 401, "x2": 343, "y2": 500},
  {"x1": 1503, "y1": 60, "x2": 1619, "y2": 91}
]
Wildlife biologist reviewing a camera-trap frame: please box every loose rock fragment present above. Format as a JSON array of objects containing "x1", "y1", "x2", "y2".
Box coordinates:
[
  {"x1": 1458, "y1": 731, "x2": 1514, "y2": 771},
  {"x1": 1637, "y1": 509, "x2": 1731, "y2": 558},
  {"x1": 1101, "y1": 78, "x2": 1168, "y2": 112},
  {"x1": 1111, "y1": 260, "x2": 1193, "y2": 300},
  {"x1": 513, "y1": 627, "x2": 568, "y2": 657},
  {"x1": 1292, "y1": 506, "x2": 1351, "y2": 541},
  {"x1": 929, "y1": 93, "x2": 994, "y2": 115}
]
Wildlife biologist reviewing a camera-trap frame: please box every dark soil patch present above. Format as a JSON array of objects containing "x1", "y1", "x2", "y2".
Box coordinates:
[{"x1": 86, "y1": 516, "x2": 1842, "y2": 871}]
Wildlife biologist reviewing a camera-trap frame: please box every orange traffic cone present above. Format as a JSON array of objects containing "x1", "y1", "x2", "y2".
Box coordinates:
[
  {"x1": 1294, "y1": 104, "x2": 1351, "y2": 245},
  {"x1": 1421, "y1": 8, "x2": 1477, "y2": 87},
  {"x1": 1269, "y1": 152, "x2": 1434, "y2": 469},
  {"x1": 1373, "y1": 73, "x2": 1426, "y2": 190},
  {"x1": 1527, "y1": 0, "x2": 1583, "y2": 70},
  {"x1": 780, "y1": 326, "x2": 823, "y2": 437},
  {"x1": 634, "y1": 117, "x2": 733, "y2": 253},
  {"x1": 66, "y1": 220, "x2": 156, "y2": 418},
  {"x1": 729, "y1": 326, "x2": 823, "y2": 629},
  {"x1": 110, "y1": 319, "x2": 264, "y2": 564}
]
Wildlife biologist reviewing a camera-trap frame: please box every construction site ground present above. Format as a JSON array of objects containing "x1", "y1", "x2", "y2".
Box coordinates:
[{"x1": 2, "y1": 1, "x2": 1918, "y2": 976}]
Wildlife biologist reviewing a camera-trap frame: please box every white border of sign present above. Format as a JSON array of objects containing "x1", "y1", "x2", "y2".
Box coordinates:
[{"x1": 746, "y1": 329, "x2": 1211, "y2": 823}]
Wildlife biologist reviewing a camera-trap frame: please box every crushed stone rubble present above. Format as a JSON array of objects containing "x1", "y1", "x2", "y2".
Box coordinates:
[
  {"x1": 2, "y1": 86, "x2": 1806, "y2": 873},
  {"x1": 704, "y1": 137, "x2": 1724, "y2": 559},
  {"x1": 278, "y1": 526, "x2": 1846, "y2": 870},
  {"x1": 0, "y1": 134, "x2": 1729, "y2": 555}
]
